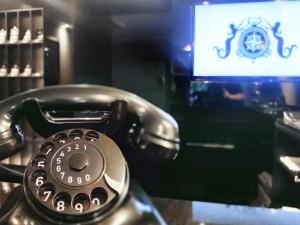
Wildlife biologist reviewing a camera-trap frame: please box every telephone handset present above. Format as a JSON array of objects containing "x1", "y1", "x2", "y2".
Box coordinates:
[{"x1": 0, "y1": 85, "x2": 180, "y2": 225}]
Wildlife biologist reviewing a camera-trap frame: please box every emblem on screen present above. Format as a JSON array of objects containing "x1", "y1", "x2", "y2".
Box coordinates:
[{"x1": 213, "y1": 17, "x2": 297, "y2": 62}]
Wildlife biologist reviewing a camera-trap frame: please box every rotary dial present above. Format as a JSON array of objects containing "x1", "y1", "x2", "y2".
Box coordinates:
[
  {"x1": 24, "y1": 129, "x2": 129, "y2": 222},
  {"x1": 52, "y1": 142, "x2": 104, "y2": 187}
]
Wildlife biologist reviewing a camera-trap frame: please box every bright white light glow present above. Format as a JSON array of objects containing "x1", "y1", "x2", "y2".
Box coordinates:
[
  {"x1": 60, "y1": 23, "x2": 72, "y2": 30},
  {"x1": 183, "y1": 44, "x2": 192, "y2": 52},
  {"x1": 279, "y1": 156, "x2": 300, "y2": 172},
  {"x1": 282, "y1": 206, "x2": 300, "y2": 212}
]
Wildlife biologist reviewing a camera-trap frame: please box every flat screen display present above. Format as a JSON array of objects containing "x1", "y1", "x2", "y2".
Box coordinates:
[{"x1": 192, "y1": 1, "x2": 300, "y2": 78}]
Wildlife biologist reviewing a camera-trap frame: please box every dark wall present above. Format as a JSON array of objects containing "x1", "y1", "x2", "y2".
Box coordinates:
[
  {"x1": 73, "y1": 2, "x2": 112, "y2": 85},
  {"x1": 111, "y1": 39, "x2": 172, "y2": 110},
  {"x1": 112, "y1": 39, "x2": 170, "y2": 63}
]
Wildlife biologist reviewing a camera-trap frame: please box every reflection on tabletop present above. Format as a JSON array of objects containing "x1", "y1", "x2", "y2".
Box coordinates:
[{"x1": 152, "y1": 198, "x2": 300, "y2": 225}]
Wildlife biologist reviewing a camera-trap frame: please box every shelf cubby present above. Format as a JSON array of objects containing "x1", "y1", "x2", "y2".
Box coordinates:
[
  {"x1": 20, "y1": 78, "x2": 32, "y2": 92},
  {"x1": 7, "y1": 11, "x2": 18, "y2": 42},
  {"x1": 19, "y1": 11, "x2": 31, "y2": 42},
  {"x1": 31, "y1": 9, "x2": 43, "y2": 41},
  {"x1": 0, "y1": 78, "x2": 8, "y2": 99},
  {"x1": 7, "y1": 45, "x2": 19, "y2": 69},
  {"x1": 0, "y1": 12, "x2": 6, "y2": 30},
  {"x1": 32, "y1": 45, "x2": 43, "y2": 75},
  {"x1": 0, "y1": 45, "x2": 6, "y2": 64},
  {"x1": 7, "y1": 11, "x2": 18, "y2": 28},
  {"x1": 20, "y1": 45, "x2": 32, "y2": 71},
  {"x1": 7, "y1": 77, "x2": 20, "y2": 96},
  {"x1": 32, "y1": 77, "x2": 44, "y2": 90}
]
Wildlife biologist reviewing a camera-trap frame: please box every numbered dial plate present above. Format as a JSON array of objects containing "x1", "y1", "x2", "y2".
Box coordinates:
[
  {"x1": 24, "y1": 129, "x2": 128, "y2": 220},
  {"x1": 52, "y1": 143, "x2": 104, "y2": 187}
]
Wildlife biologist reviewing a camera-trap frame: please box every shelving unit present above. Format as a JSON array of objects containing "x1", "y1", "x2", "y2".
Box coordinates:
[{"x1": 0, "y1": 8, "x2": 44, "y2": 101}]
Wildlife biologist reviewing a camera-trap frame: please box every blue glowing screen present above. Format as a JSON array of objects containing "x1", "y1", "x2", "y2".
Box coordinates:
[{"x1": 193, "y1": 1, "x2": 300, "y2": 77}]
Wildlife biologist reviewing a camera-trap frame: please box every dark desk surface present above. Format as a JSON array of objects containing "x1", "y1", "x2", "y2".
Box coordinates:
[{"x1": 152, "y1": 198, "x2": 300, "y2": 225}]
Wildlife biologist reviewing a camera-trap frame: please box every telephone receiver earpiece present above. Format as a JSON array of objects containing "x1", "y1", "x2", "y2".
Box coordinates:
[{"x1": 0, "y1": 84, "x2": 180, "y2": 161}]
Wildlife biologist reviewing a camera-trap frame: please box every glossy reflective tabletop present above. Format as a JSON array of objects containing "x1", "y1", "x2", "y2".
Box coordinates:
[{"x1": 152, "y1": 198, "x2": 300, "y2": 225}]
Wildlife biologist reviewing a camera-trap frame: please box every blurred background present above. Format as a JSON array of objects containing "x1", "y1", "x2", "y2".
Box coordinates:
[{"x1": 0, "y1": 0, "x2": 299, "y2": 209}]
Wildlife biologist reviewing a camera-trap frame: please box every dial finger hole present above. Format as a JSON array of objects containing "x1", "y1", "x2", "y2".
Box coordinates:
[
  {"x1": 69, "y1": 130, "x2": 83, "y2": 140},
  {"x1": 53, "y1": 192, "x2": 71, "y2": 212},
  {"x1": 85, "y1": 131, "x2": 99, "y2": 142},
  {"x1": 53, "y1": 133, "x2": 68, "y2": 145},
  {"x1": 73, "y1": 193, "x2": 90, "y2": 213},
  {"x1": 91, "y1": 187, "x2": 108, "y2": 206},
  {"x1": 31, "y1": 170, "x2": 46, "y2": 188},
  {"x1": 38, "y1": 183, "x2": 55, "y2": 202},
  {"x1": 32, "y1": 155, "x2": 47, "y2": 169},
  {"x1": 40, "y1": 142, "x2": 55, "y2": 155}
]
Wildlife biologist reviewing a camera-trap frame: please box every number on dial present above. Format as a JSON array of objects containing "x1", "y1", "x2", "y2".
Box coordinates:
[
  {"x1": 32, "y1": 171, "x2": 46, "y2": 187},
  {"x1": 54, "y1": 192, "x2": 71, "y2": 212},
  {"x1": 57, "y1": 200, "x2": 65, "y2": 212},
  {"x1": 38, "y1": 183, "x2": 55, "y2": 202},
  {"x1": 36, "y1": 176, "x2": 44, "y2": 187},
  {"x1": 74, "y1": 203, "x2": 83, "y2": 213},
  {"x1": 73, "y1": 193, "x2": 90, "y2": 213}
]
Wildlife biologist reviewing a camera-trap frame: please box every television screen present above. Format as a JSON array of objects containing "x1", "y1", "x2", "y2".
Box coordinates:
[{"x1": 192, "y1": 1, "x2": 300, "y2": 78}]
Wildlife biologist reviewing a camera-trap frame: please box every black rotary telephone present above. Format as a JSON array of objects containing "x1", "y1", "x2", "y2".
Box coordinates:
[{"x1": 0, "y1": 85, "x2": 180, "y2": 225}]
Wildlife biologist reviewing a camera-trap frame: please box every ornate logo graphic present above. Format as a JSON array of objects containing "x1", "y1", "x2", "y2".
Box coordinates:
[
  {"x1": 238, "y1": 25, "x2": 270, "y2": 59},
  {"x1": 213, "y1": 17, "x2": 297, "y2": 62}
]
